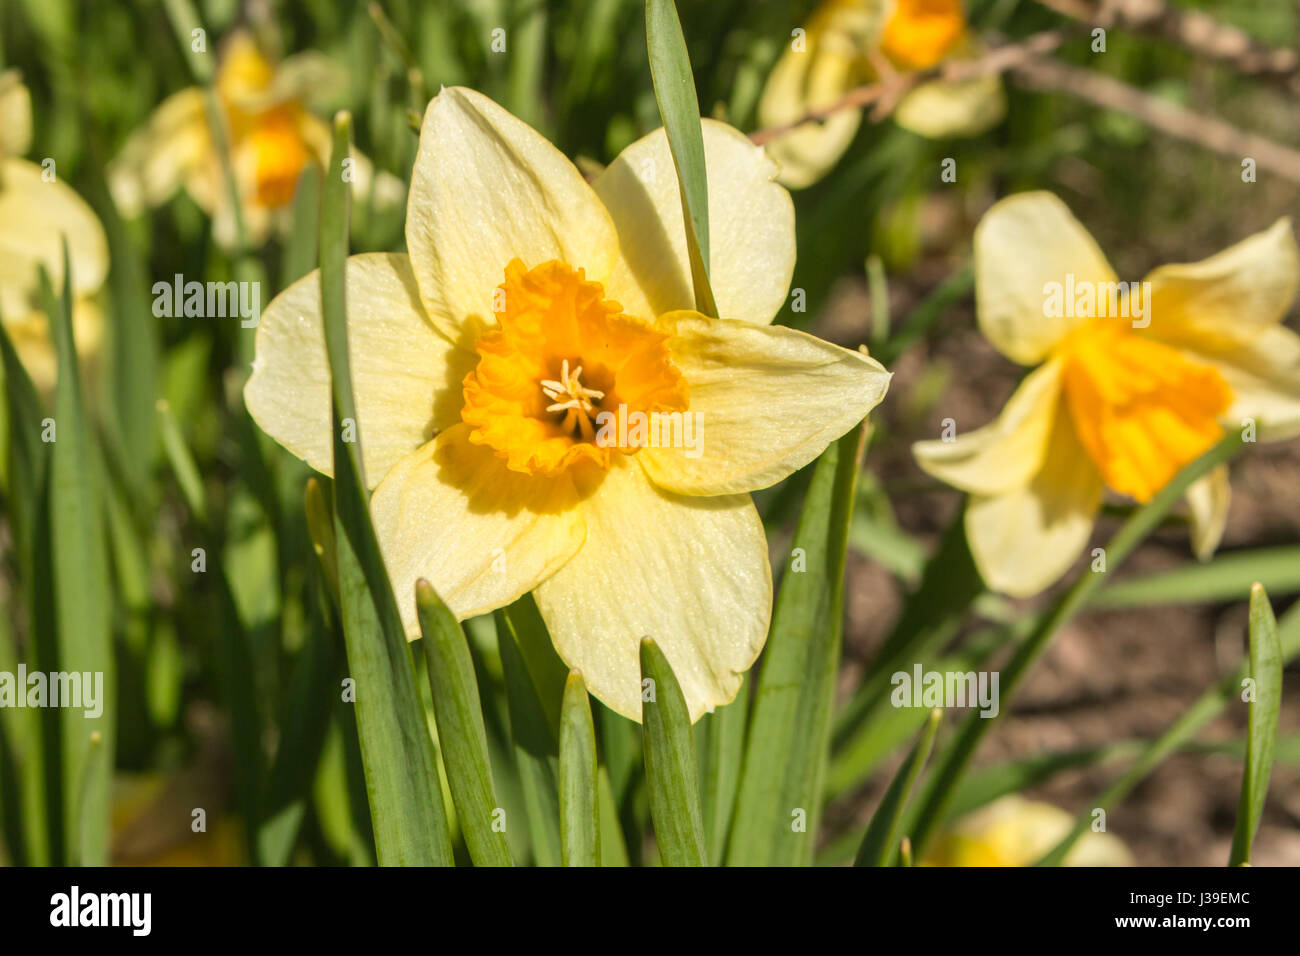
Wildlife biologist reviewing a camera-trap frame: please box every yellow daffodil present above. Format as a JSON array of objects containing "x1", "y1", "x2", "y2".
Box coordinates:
[
  {"x1": 923, "y1": 795, "x2": 1133, "y2": 866},
  {"x1": 244, "y1": 87, "x2": 891, "y2": 721},
  {"x1": 108, "y1": 31, "x2": 403, "y2": 247},
  {"x1": 758, "y1": 0, "x2": 1005, "y2": 188},
  {"x1": 915, "y1": 192, "x2": 1300, "y2": 597},
  {"x1": 0, "y1": 72, "x2": 108, "y2": 394}
]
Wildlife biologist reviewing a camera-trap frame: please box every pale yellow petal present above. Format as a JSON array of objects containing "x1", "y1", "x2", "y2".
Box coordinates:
[
  {"x1": 370, "y1": 425, "x2": 586, "y2": 632},
  {"x1": 0, "y1": 71, "x2": 32, "y2": 158},
  {"x1": 965, "y1": 396, "x2": 1103, "y2": 597},
  {"x1": 913, "y1": 359, "x2": 1062, "y2": 496},
  {"x1": 592, "y1": 120, "x2": 797, "y2": 326},
  {"x1": 893, "y1": 72, "x2": 1005, "y2": 139},
  {"x1": 975, "y1": 191, "x2": 1117, "y2": 365},
  {"x1": 108, "y1": 88, "x2": 212, "y2": 216},
  {"x1": 926, "y1": 796, "x2": 1132, "y2": 867},
  {"x1": 0, "y1": 158, "x2": 108, "y2": 320},
  {"x1": 638, "y1": 312, "x2": 889, "y2": 495},
  {"x1": 405, "y1": 86, "x2": 619, "y2": 346},
  {"x1": 1186, "y1": 464, "x2": 1230, "y2": 561},
  {"x1": 1145, "y1": 217, "x2": 1298, "y2": 341},
  {"x1": 533, "y1": 458, "x2": 771, "y2": 722},
  {"x1": 1202, "y1": 324, "x2": 1300, "y2": 441},
  {"x1": 244, "y1": 252, "x2": 474, "y2": 486},
  {"x1": 756, "y1": 33, "x2": 862, "y2": 190}
]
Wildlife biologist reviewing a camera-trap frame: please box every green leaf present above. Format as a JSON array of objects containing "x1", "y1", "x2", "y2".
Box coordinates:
[
  {"x1": 41, "y1": 258, "x2": 114, "y2": 866},
  {"x1": 949, "y1": 742, "x2": 1139, "y2": 821},
  {"x1": 697, "y1": 687, "x2": 747, "y2": 865},
  {"x1": 282, "y1": 163, "x2": 322, "y2": 288},
  {"x1": 304, "y1": 477, "x2": 340, "y2": 602},
  {"x1": 829, "y1": 617, "x2": 1027, "y2": 800},
  {"x1": 417, "y1": 580, "x2": 513, "y2": 867},
  {"x1": 1093, "y1": 546, "x2": 1300, "y2": 609},
  {"x1": 644, "y1": 0, "x2": 717, "y2": 317},
  {"x1": 156, "y1": 398, "x2": 207, "y2": 525},
  {"x1": 855, "y1": 709, "x2": 941, "y2": 867},
  {"x1": 559, "y1": 671, "x2": 599, "y2": 867},
  {"x1": 506, "y1": 0, "x2": 548, "y2": 129},
  {"x1": 908, "y1": 432, "x2": 1244, "y2": 860},
  {"x1": 1036, "y1": 596, "x2": 1300, "y2": 866},
  {"x1": 728, "y1": 425, "x2": 864, "y2": 866},
  {"x1": 833, "y1": 512, "x2": 984, "y2": 760},
  {"x1": 259, "y1": 585, "x2": 340, "y2": 866},
  {"x1": 320, "y1": 112, "x2": 453, "y2": 866},
  {"x1": 1229, "y1": 583, "x2": 1282, "y2": 866},
  {"x1": 91, "y1": 178, "x2": 158, "y2": 497},
  {"x1": 640, "y1": 639, "x2": 706, "y2": 867},
  {"x1": 496, "y1": 606, "x2": 562, "y2": 866}
]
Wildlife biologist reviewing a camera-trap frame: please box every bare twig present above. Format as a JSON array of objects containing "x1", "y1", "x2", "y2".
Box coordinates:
[
  {"x1": 748, "y1": 26, "x2": 1080, "y2": 145},
  {"x1": 1013, "y1": 56, "x2": 1300, "y2": 185},
  {"x1": 1037, "y1": 0, "x2": 1300, "y2": 94},
  {"x1": 748, "y1": 18, "x2": 1300, "y2": 186}
]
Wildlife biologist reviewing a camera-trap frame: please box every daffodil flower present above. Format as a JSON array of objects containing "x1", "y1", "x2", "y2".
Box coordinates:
[
  {"x1": 923, "y1": 795, "x2": 1133, "y2": 866},
  {"x1": 108, "y1": 31, "x2": 402, "y2": 247},
  {"x1": 759, "y1": 0, "x2": 1005, "y2": 188},
  {"x1": 915, "y1": 192, "x2": 1300, "y2": 597},
  {"x1": 0, "y1": 72, "x2": 107, "y2": 394},
  {"x1": 245, "y1": 87, "x2": 891, "y2": 721}
]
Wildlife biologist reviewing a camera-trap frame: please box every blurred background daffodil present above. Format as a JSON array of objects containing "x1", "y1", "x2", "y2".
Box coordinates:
[
  {"x1": 914, "y1": 192, "x2": 1300, "y2": 597},
  {"x1": 758, "y1": 0, "x2": 1005, "y2": 189},
  {"x1": 923, "y1": 795, "x2": 1133, "y2": 866},
  {"x1": 108, "y1": 31, "x2": 403, "y2": 248},
  {"x1": 0, "y1": 70, "x2": 107, "y2": 397}
]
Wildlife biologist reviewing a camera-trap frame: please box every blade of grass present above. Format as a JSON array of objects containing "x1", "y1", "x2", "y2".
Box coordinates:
[
  {"x1": 1037, "y1": 597, "x2": 1300, "y2": 865},
  {"x1": 417, "y1": 580, "x2": 513, "y2": 867},
  {"x1": 506, "y1": 0, "x2": 547, "y2": 129},
  {"x1": 728, "y1": 424, "x2": 865, "y2": 866},
  {"x1": 496, "y1": 607, "x2": 562, "y2": 866},
  {"x1": 321, "y1": 112, "x2": 452, "y2": 866},
  {"x1": 258, "y1": 576, "x2": 341, "y2": 866},
  {"x1": 698, "y1": 685, "x2": 747, "y2": 865},
  {"x1": 1092, "y1": 546, "x2": 1300, "y2": 609},
  {"x1": 908, "y1": 432, "x2": 1245, "y2": 860},
  {"x1": 833, "y1": 511, "x2": 984, "y2": 752},
  {"x1": 641, "y1": 638, "x2": 706, "y2": 866},
  {"x1": 42, "y1": 256, "x2": 113, "y2": 866},
  {"x1": 855, "y1": 708, "x2": 941, "y2": 867},
  {"x1": 1230, "y1": 583, "x2": 1282, "y2": 866},
  {"x1": 1, "y1": 315, "x2": 58, "y2": 865},
  {"x1": 559, "y1": 670, "x2": 599, "y2": 867},
  {"x1": 828, "y1": 616, "x2": 1031, "y2": 799},
  {"x1": 644, "y1": 0, "x2": 718, "y2": 317}
]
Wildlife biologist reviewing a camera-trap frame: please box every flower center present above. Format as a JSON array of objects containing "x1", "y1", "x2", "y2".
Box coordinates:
[
  {"x1": 540, "y1": 359, "x2": 606, "y2": 442},
  {"x1": 461, "y1": 259, "x2": 689, "y2": 477},
  {"x1": 880, "y1": 0, "x2": 966, "y2": 71},
  {"x1": 1057, "y1": 320, "x2": 1234, "y2": 503},
  {"x1": 246, "y1": 105, "x2": 311, "y2": 207}
]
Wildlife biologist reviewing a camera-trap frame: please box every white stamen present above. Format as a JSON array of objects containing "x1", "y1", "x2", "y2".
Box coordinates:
[{"x1": 541, "y1": 359, "x2": 605, "y2": 438}]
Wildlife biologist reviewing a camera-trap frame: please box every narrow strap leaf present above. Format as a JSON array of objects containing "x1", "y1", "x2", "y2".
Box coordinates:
[
  {"x1": 559, "y1": 671, "x2": 599, "y2": 867},
  {"x1": 640, "y1": 638, "x2": 706, "y2": 867}
]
